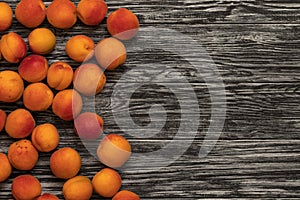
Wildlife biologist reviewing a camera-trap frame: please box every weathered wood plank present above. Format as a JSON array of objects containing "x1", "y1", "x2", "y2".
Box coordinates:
[
  {"x1": 0, "y1": 139, "x2": 299, "y2": 199},
  {"x1": 107, "y1": 0, "x2": 300, "y2": 24},
  {"x1": 124, "y1": 140, "x2": 300, "y2": 198},
  {"x1": 1, "y1": 80, "x2": 299, "y2": 141},
  {"x1": 4, "y1": 23, "x2": 300, "y2": 84}
]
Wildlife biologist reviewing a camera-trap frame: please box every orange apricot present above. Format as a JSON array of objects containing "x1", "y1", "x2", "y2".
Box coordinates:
[
  {"x1": 97, "y1": 134, "x2": 131, "y2": 168},
  {"x1": 107, "y1": 8, "x2": 139, "y2": 40},
  {"x1": 94, "y1": 37, "x2": 126, "y2": 70},
  {"x1": 73, "y1": 63, "x2": 106, "y2": 96},
  {"x1": 47, "y1": 62, "x2": 74, "y2": 90},
  {"x1": 0, "y1": 109, "x2": 7, "y2": 132},
  {"x1": 8, "y1": 139, "x2": 39, "y2": 170},
  {"x1": 63, "y1": 176, "x2": 93, "y2": 200},
  {"x1": 0, "y1": 153, "x2": 12, "y2": 182},
  {"x1": 50, "y1": 147, "x2": 81, "y2": 179},
  {"x1": 0, "y1": 32, "x2": 27, "y2": 63},
  {"x1": 52, "y1": 89, "x2": 83, "y2": 121},
  {"x1": 47, "y1": 0, "x2": 77, "y2": 29},
  {"x1": 12, "y1": 174, "x2": 42, "y2": 200},
  {"x1": 92, "y1": 168, "x2": 122, "y2": 197},
  {"x1": 65, "y1": 35, "x2": 95, "y2": 62},
  {"x1": 23, "y1": 83, "x2": 54, "y2": 111},
  {"x1": 5, "y1": 109, "x2": 35, "y2": 139},
  {"x1": 113, "y1": 190, "x2": 140, "y2": 200},
  {"x1": 74, "y1": 112, "x2": 104, "y2": 140},
  {"x1": 77, "y1": 0, "x2": 108, "y2": 26},
  {"x1": 0, "y1": 70, "x2": 24, "y2": 103},
  {"x1": 28, "y1": 28, "x2": 56, "y2": 54},
  {"x1": 36, "y1": 193, "x2": 60, "y2": 200},
  {"x1": 15, "y1": 0, "x2": 46, "y2": 28},
  {"x1": 18, "y1": 55, "x2": 48, "y2": 82},
  {"x1": 0, "y1": 2, "x2": 13, "y2": 31},
  {"x1": 31, "y1": 123, "x2": 60, "y2": 152}
]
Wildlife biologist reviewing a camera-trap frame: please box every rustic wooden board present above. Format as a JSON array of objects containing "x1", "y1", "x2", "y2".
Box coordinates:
[{"x1": 0, "y1": 0, "x2": 300, "y2": 199}]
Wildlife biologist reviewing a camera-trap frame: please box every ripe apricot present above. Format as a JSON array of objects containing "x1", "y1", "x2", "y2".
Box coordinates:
[
  {"x1": 95, "y1": 37, "x2": 127, "y2": 70},
  {"x1": 97, "y1": 134, "x2": 131, "y2": 168},
  {"x1": 92, "y1": 168, "x2": 122, "y2": 197},
  {"x1": 31, "y1": 123, "x2": 60, "y2": 152},
  {"x1": 28, "y1": 28, "x2": 56, "y2": 54},
  {"x1": 12, "y1": 174, "x2": 42, "y2": 200},
  {"x1": 47, "y1": 62, "x2": 74, "y2": 90},
  {"x1": 107, "y1": 8, "x2": 139, "y2": 40},
  {"x1": 0, "y1": 32, "x2": 27, "y2": 63},
  {"x1": 23, "y1": 83, "x2": 54, "y2": 111},
  {"x1": 18, "y1": 55, "x2": 49, "y2": 82},
  {"x1": 52, "y1": 89, "x2": 83, "y2": 121},
  {"x1": 0, "y1": 153, "x2": 12, "y2": 182},
  {"x1": 5, "y1": 109, "x2": 35, "y2": 139},
  {"x1": 50, "y1": 147, "x2": 81, "y2": 179},
  {"x1": 65, "y1": 35, "x2": 94, "y2": 62},
  {"x1": 0, "y1": 109, "x2": 7, "y2": 132},
  {"x1": 0, "y1": 70, "x2": 24, "y2": 103},
  {"x1": 77, "y1": 0, "x2": 108, "y2": 26},
  {"x1": 0, "y1": 2, "x2": 13, "y2": 31},
  {"x1": 47, "y1": 0, "x2": 77, "y2": 29},
  {"x1": 113, "y1": 190, "x2": 140, "y2": 200},
  {"x1": 37, "y1": 193, "x2": 59, "y2": 200},
  {"x1": 63, "y1": 176, "x2": 93, "y2": 200},
  {"x1": 73, "y1": 63, "x2": 106, "y2": 96},
  {"x1": 74, "y1": 112, "x2": 104, "y2": 140},
  {"x1": 8, "y1": 139, "x2": 39, "y2": 170},
  {"x1": 15, "y1": 0, "x2": 46, "y2": 28}
]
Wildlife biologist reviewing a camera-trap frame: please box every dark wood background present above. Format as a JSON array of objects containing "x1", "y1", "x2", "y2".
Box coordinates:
[{"x1": 1, "y1": 0, "x2": 300, "y2": 199}]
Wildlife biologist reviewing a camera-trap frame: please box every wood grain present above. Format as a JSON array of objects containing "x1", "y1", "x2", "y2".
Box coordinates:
[{"x1": 0, "y1": 0, "x2": 300, "y2": 199}]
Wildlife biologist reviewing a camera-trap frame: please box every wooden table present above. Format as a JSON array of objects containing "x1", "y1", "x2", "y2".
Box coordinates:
[{"x1": 1, "y1": 0, "x2": 300, "y2": 199}]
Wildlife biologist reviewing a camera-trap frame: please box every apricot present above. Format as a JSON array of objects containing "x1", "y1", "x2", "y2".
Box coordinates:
[
  {"x1": 63, "y1": 176, "x2": 93, "y2": 200},
  {"x1": 12, "y1": 174, "x2": 42, "y2": 200},
  {"x1": 65, "y1": 35, "x2": 95, "y2": 62},
  {"x1": 92, "y1": 168, "x2": 122, "y2": 197},
  {"x1": 36, "y1": 193, "x2": 59, "y2": 200},
  {"x1": 113, "y1": 190, "x2": 140, "y2": 200},
  {"x1": 0, "y1": 109, "x2": 7, "y2": 132},
  {"x1": 0, "y1": 70, "x2": 24, "y2": 103},
  {"x1": 28, "y1": 28, "x2": 56, "y2": 54},
  {"x1": 18, "y1": 55, "x2": 48, "y2": 83},
  {"x1": 31, "y1": 123, "x2": 60, "y2": 152},
  {"x1": 77, "y1": 0, "x2": 108, "y2": 26},
  {"x1": 23, "y1": 83, "x2": 54, "y2": 111},
  {"x1": 5, "y1": 109, "x2": 35, "y2": 139},
  {"x1": 47, "y1": 0, "x2": 77, "y2": 29},
  {"x1": 8, "y1": 139, "x2": 39, "y2": 170},
  {"x1": 0, "y1": 2, "x2": 13, "y2": 31},
  {"x1": 15, "y1": 0, "x2": 46, "y2": 28},
  {"x1": 0, "y1": 153, "x2": 12, "y2": 182},
  {"x1": 107, "y1": 8, "x2": 139, "y2": 40},
  {"x1": 0, "y1": 32, "x2": 27, "y2": 63},
  {"x1": 73, "y1": 63, "x2": 106, "y2": 96},
  {"x1": 97, "y1": 134, "x2": 131, "y2": 168},
  {"x1": 74, "y1": 112, "x2": 104, "y2": 140},
  {"x1": 95, "y1": 37, "x2": 126, "y2": 70},
  {"x1": 52, "y1": 89, "x2": 83, "y2": 121},
  {"x1": 50, "y1": 147, "x2": 81, "y2": 179},
  {"x1": 47, "y1": 62, "x2": 74, "y2": 90}
]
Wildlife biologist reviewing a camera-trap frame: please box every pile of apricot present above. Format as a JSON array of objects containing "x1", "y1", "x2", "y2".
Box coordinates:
[{"x1": 0, "y1": 0, "x2": 140, "y2": 199}]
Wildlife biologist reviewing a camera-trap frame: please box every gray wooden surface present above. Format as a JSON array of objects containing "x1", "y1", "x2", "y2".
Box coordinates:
[{"x1": 0, "y1": 0, "x2": 300, "y2": 199}]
